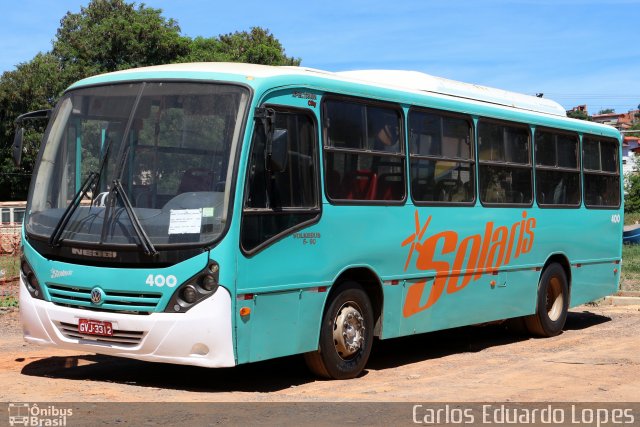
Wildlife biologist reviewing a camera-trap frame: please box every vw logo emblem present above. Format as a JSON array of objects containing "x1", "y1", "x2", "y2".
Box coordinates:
[{"x1": 90, "y1": 287, "x2": 105, "y2": 305}]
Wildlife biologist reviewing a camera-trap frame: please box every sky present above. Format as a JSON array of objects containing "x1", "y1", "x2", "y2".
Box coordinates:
[{"x1": 1, "y1": 0, "x2": 639, "y2": 114}]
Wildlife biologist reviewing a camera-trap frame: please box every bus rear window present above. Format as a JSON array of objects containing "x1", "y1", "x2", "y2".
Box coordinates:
[
  {"x1": 535, "y1": 129, "x2": 581, "y2": 207},
  {"x1": 583, "y1": 136, "x2": 620, "y2": 208}
]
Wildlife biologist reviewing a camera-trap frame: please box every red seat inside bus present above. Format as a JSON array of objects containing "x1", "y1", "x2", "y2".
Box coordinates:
[
  {"x1": 343, "y1": 170, "x2": 377, "y2": 200},
  {"x1": 377, "y1": 172, "x2": 404, "y2": 200}
]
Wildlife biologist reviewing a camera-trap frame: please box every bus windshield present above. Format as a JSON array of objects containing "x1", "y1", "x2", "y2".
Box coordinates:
[{"x1": 26, "y1": 82, "x2": 249, "y2": 248}]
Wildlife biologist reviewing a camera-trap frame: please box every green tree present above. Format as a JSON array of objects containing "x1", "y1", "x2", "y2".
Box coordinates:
[
  {"x1": 0, "y1": 53, "x2": 67, "y2": 199},
  {"x1": 0, "y1": 0, "x2": 300, "y2": 201},
  {"x1": 597, "y1": 108, "x2": 615, "y2": 115},
  {"x1": 52, "y1": 0, "x2": 190, "y2": 82},
  {"x1": 625, "y1": 172, "x2": 640, "y2": 213},
  {"x1": 567, "y1": 109, "x2": 591, "y2": 121},
  {"x1": 178, "y1": 28, "x2": 300, "y2": 65},
  {"x1": 214, "y1": 27, "x2": 300, "y2": 65}
]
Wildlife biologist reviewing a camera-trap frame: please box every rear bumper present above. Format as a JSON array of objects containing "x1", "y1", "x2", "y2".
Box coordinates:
[{"x1": 20, "y1": 277, "x2": 236, "y2": 368}]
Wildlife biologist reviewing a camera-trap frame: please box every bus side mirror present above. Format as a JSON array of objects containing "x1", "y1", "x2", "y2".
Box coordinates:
[
  {"x1": 12, "y1": 127, "x2": 24, "y2": 167},
  {"x1": 11, "y1": 109, "x2": 52, "y2": 167}
]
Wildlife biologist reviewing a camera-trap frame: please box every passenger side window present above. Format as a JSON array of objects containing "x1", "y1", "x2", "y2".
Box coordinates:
[
  {"x1": 241, "y1": 108, "x2": 319, "y2": 252},
  {"x1": 408, "y1": 109, "x2": 474, "y2": 204},
  {"x1": 478, "y1": 120, "x2": 532, "y2": 205},
  {"x1": 582, "y1": 136, "x2": 620, "y2": 208},
  {"x1": 535, "y1": 129, "x2": 581, "y2": 207},
  {"x1": 323, "y1": 98, "x2": 405, "y2": 202}
]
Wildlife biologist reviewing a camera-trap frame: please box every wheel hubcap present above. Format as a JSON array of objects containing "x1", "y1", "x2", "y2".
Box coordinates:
[
  {"x1": 333, "y1": 303, "x2": 366, "y2": 359},
  {"x1": 546, "y1": 276, "x2": 564, "y2": 321}
]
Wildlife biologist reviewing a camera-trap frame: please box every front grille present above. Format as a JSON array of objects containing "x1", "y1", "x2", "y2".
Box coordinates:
[
  {"x1": 56, "y1": 321, "x2": 145, "y2": 347},
  {"x1": 46, "y1": 283, "x2": 162, "y2": 314}
]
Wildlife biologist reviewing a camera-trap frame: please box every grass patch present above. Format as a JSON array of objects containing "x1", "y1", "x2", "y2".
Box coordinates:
[
  {"x1": 625, "y1": 212, "x2": 640, "y2": 225},
  {"x1": 0, "y1": 254, "x2": 20, "y2": 281},
  {"x1": 0, "y1": 295, "x2": 18, "y2": 308},
  {"x1": 621, "y1": 244, "x2": 640, "y2": 292}
]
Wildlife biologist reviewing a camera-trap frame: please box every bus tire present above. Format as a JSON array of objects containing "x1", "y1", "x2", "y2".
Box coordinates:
[
  {"x1": 524, "y1": 263, "x2": 569, "y2": 337},
  {"x1": 304, "y1": 281, "x2": 373, "y2": 380}
]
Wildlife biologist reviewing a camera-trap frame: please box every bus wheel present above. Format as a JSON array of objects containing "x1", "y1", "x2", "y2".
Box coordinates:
[
  {"x1": 524, "y1": 263, "x2": 569, "y2": 337},
  {"x1": 304, "y1": 281, "x2": 373, "y2": 380}
]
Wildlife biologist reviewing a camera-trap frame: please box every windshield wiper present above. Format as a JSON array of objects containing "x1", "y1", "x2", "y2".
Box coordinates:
[
  {"x1": 97, "y1": 83, "x2": 157, "y2": 256},
  {"x1": 49, "y1": 172, "x2": 98, "y2": 247},
  {"x1": 108, "y1": 179, "x2": 158, "y2": 256},
  {"x1": 49, "y1": 132, "x2": 115, "y2": 247}
]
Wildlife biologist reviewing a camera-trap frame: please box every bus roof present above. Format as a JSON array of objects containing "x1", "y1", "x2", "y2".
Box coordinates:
[
  {"x1": 73, "y1": 62, "x2": 567, "y2": 117},
  {"x1": 335, "y1": 70, "x2": 567, "y2": 117}
]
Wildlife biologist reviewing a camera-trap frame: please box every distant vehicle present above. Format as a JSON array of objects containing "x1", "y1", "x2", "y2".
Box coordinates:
[
  {"x1": 14, "y1": 63, "x2": 622, "y2": 379},
  {"x1": 623, "y1": 224, "x2": 640, "y2": 244}
]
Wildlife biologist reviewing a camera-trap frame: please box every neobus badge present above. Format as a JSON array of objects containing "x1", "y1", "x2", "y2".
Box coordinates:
[{"x1": 70, "y1": 248, "x2": 118, "y2": 258}]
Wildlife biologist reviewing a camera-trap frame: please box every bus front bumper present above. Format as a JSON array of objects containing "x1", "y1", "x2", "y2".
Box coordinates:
[{"x1": 19, "y1": 278, "x2": 236, "y2": 368}]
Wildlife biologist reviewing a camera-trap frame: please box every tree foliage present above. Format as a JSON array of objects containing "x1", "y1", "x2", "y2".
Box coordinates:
[
  {"x1": 625, "y1": 172, "x2": 640, "y2": 214},
  {"x1": 179, "y1": 28, "x2": 300, "y2": 65},
  {"x1": 0, "y1": 0, "x2": 300, "y2": 200},
  {"x1": 53, "y1": 0, "x2": 190, "y2": 80},
  {"x1": 212, "y1": 27, "x2": 300, "y2": 65},
  {"x1": 566, "y1": 109, "x2": 591, "y2": 121},
  {"x1": 0, "y1": 53, "x2": 67, "y2": 199},
  {"x1": 597, "y1": 108, "x2": 615, "y2": 115}
]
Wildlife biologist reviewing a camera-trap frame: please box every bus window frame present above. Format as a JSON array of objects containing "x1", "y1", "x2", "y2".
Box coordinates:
[
  {"x1": 407, "y1": 106, "x2": 476, "y2": 207},
  {"x1": 477, "y1": 117, "x2": 534, "y2": 208},
  {"x1": 581, "y1": 134, "x2": 621, "y2": 210},
  {"x1": 240, "y1": 104, "x2": 322, "y2": 256},
  {"x1": 24, "y1": 79, "x2": 254, "y2": 268},
  {"x1": 534, "y1": 126, "x2": 582, "y2": 209},
  {"x1": 321, "y1": 94, "x2": 407, "y2": 206}
]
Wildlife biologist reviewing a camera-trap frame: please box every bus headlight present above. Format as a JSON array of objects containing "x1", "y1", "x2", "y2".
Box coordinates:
[
  {"x1": 165, "y1": 261, "x2": 220, "y2": 313},
  {"x1": 181, "y1": 285, "x2": 198, "y2": 304},
  {"x1": 200, "y1": 262, "x2": 220, "y2": 293},
  {"x1": 201, "y1": 275, "x2": 216, "y2": 291},
  {"x1": 20, "y1": 255, "x2": 44, "y2": 300}
]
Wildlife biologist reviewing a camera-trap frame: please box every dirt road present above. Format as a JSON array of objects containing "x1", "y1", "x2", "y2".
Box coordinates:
[{"x1": 0, "y1": 303, "x2": 639, "y2": 403}]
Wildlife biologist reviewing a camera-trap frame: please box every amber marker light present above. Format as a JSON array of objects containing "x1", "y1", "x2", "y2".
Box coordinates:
[{"x1": 240, "y1": 307, "x2": 251, "y2": 317}]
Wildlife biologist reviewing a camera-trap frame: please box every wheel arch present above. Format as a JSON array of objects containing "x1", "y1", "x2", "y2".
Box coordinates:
[
  {"x1": 539, "y1": 253, "x2": 572, "y2": 309},
  {"x1": 542, "y1": 253, "x2": 572, "y2": 288},
  {"x1": 327, "y1": 266, "x2": 384, "y2": 337}
]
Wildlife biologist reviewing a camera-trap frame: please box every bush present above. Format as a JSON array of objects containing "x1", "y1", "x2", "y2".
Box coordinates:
[{"x1": 625, "y1": 172, "x2": 640, "y2": 214}]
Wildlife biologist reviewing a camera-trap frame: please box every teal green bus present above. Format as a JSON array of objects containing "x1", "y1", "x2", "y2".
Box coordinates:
[{"x1": 15, "y1": 63, "x2": 622, "y2": 379}]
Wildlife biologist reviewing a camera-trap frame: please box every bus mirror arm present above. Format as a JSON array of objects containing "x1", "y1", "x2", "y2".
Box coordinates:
[
  {"x1": 12, "y1": 109, "x2": 52, "y2": 167},
  {"x1": 255, "y1": 107, "x2": 276, "y2": 170},
  {"x1": 255, "y1": 107, "x2": 287, "y2": 173}
]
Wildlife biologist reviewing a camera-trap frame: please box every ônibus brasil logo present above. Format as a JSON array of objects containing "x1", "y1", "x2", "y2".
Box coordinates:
[{"x1": 8, "y1": 403, "x2": 73, "y2": 426}]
